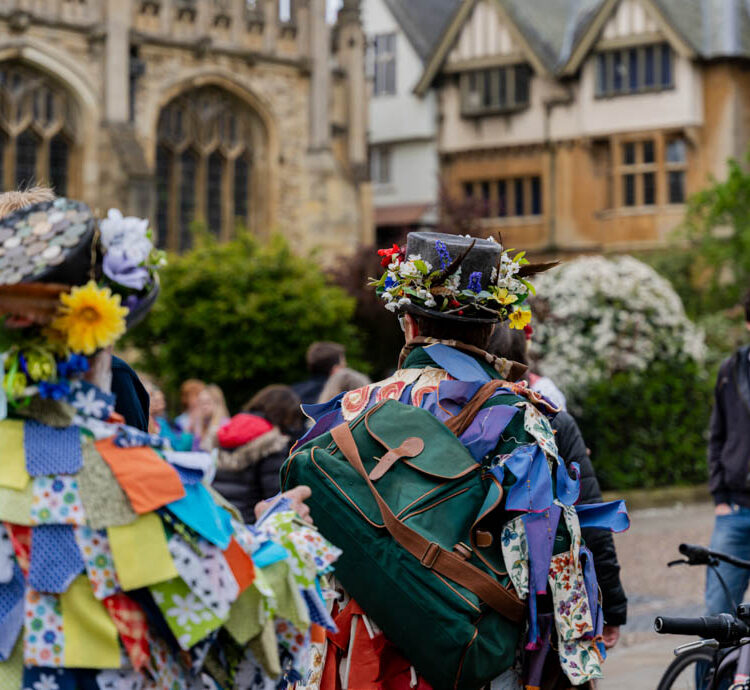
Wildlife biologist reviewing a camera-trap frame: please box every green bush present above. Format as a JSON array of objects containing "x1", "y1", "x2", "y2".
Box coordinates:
[
  {"x1": 575, "y1": 359, "x2": 712, "y2": 490},
  {"x1": 126, "y1": 233, "x2": 363, "y2": 411}
]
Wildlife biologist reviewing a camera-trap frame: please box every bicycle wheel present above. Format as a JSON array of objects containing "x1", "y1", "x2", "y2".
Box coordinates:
[{"x1": 656, "y1": 648, "x2": 727, "y2": 690}]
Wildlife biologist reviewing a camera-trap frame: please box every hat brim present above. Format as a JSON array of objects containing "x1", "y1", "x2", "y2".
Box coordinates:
[
  {"x1": 404, "y1": 302, "x2": 500, "y2": 325},
  {"x1": 125, "y1": 274, "x2": 160, "y2": 330}
]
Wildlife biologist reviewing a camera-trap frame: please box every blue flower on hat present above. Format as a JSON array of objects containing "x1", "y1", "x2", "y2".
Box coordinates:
[{"x1": 468, "y1": 271, "x2": 483, "y2": 293}]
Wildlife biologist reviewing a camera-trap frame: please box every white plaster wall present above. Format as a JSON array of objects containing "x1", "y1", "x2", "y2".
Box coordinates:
[
  {"x1": 373, "y1": 139, "x2": 440, "y2": 207},
  {"x1": 363, "y1": 0, "x2": 438, "y2": 143},
  {"x1": 439, "y1": 51, "x2": 704, "y2": 153},
  {"x1": 550, "y1": 50, "x2": 704, "y2": 139}
]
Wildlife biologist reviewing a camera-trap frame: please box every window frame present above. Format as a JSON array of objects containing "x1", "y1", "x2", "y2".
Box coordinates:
[
  {"x1": 370, "y1": 145, "x2": 392, "y2": 185},
  {"x1": 617, "y1": 138, "x2": 658, "y2": 208},
  {"x1": 460, "y1": 63, "x2": 532, "y2": 118},
  {"x1": 462, "y1": 174, "x2": 543, "y2": 220},
  {"x1": 372, "y1": 32, "x2": 397, "y2": 97},
  {"x1": 665, "y1": 136, "x2": 688, "y2": 205},
  {"x1": 595, "y1": 41, "x2": 674, "y2": 99}
]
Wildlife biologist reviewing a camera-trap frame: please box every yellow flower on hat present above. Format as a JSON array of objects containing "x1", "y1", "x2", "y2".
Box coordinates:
[
  {"x1": 508, "y1": 308, "x2": 532, "y2": 330},
  {"x1": 52, "y1": 281, "x2": 128, "y2": 355},
  {"x1": 493, "y1": 287, "x2": 518, "y2": 306}
]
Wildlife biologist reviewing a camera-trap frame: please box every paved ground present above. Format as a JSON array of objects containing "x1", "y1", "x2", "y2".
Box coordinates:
[{"x1": 599, "y1": 502, "x2": 715, "y2": 689}]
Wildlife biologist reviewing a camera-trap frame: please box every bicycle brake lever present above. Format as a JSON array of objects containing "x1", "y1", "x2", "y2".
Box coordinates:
[
  {"x1": 667, "y1": 559, "x2": 689, "y2": 567},
  {"x1": 674, "y1": 639, "x2": 720, "y2": 656}
]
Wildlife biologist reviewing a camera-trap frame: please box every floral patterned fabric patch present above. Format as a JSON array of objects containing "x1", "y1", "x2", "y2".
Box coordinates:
[
  {"x1": 150, "y1": 578, "x2": 226, "y2": 651},
  {"x1": 68, "y1": 381, "x2": 115, "y2": 421},
  {"x1": 21, "y1": 667, "x2": 77, "y2": 690},
  {"x1": 74, "y1": 526, "x2": 120, "y2": 600},
  {"x1": 24, "y1": 590, "x2": 64, "y2": 667},
  {"x1": 30, "y1": 476, "x2": 87, "y2": 526},
  {"x1": 517, "y1": 402, "x2": 558, "y2": 460},
  {"x1": 558, "y1": 637, "x2": 603, "y2": 685},
  {"x1": 501, "y1": 517, "x2": 529, "y2": 600},
  {"x1": 167, "y1": 534, "x2": 238, "y2": 620}
]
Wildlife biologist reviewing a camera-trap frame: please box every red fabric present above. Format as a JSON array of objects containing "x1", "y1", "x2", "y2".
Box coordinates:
[
  {"x1": 322, "y1": 599, "x2": 433, "y2": 690},
  {"x1": 217, "y1": 414, "x2": 273, "y2": 450},
  {"x1": 95, "y1": 438, "x2": 185, "y2": 513},
  {"x1": 222, "y1": 537, "x2": 255, "y2": 592},
  {"x1": 103, "y1": 592, "x2": 151, "y2": 671},
  {"x1": 5, "y1": 523, "x2": 30, "y2": 576}
]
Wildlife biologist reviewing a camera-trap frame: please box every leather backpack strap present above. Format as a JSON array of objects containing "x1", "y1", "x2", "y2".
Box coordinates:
[
  {"x1": 330, "y1": 422, "x2": 525, "y2": 623},
  {"x1": 444, "y1": 380, "x2": 507, "y2": 437}
]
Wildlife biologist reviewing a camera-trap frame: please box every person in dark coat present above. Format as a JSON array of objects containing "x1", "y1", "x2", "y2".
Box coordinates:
[
  {"x1": 488, "y1": 324, "x2": 628, "y2": 647},
  {"x1": 705, "y1": 291, "x2": 750, "y2": 614},
  {"x1": 291, "y1": 341, "x2": 346, "y2": 405},
  {"x1": 213, "y1": 385, "x2": 306, "y2": 522},
  {"x1": 111, "y1": 355, "x2": 150, "y2": 431}
]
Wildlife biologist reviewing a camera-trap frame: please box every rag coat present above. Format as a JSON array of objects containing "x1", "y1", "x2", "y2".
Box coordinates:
[
  {"x1": 212, "y1": 413, "x2": 290, "y2": 523},
  {"x1": 552, "y1": 410, "x2": 628, "y2": 627},
  {"x1": 709, "y1": 345, "x2": 750, "y2": 508}
]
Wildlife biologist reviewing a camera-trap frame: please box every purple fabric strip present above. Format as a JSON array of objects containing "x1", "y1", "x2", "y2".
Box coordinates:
[
  {"x1": 524, "y1": 505, "x2": 562, "y2": 596},
  {"x1": 460, "y1": 405, "x2": 518, "y2": 463},
  {"x1": 504, "y1": 445, "x2": 554, "y2": 513},
  {"x1": 580, "y1": 545, "x2": 604, "y2": 641},
  {"x1": 524, "y1": 613, "x2": 555, "y2": 684}
]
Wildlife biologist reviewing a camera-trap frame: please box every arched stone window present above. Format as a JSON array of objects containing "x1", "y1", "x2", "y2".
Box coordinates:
[
  {"x1": 0, "y1": 62, "x2": 79, "y2": 195},
  {"x1": 155, "y1": 87, "x2": 266, "y2": 251}
]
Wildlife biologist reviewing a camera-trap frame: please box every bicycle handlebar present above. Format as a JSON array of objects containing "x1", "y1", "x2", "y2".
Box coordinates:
[
  {"x1": 679, "y1": 543, "x2": 750, "y2": 570},
  {"x1": 654, "y1": 613, "x2": 750, "y2": 645}
]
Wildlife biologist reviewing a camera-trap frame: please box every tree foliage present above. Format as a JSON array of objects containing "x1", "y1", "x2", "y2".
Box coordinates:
[{"x1": 126, "y1": 233, "x2": 363, "y2": 411}]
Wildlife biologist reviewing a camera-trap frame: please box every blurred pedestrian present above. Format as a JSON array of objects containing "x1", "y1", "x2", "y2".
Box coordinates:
[
  {"x1": 292, "y1": 341, "x2": 346, "y2": 404},
  {"x1": 214, "y1": 384, "x2": 305, "y2": 522},
  {"x1": 488, "y1": 323, "x2": 627, "y2": 647},
  {"x1": 174, "y1": 378, "x2": 206, "y2": 431},
  {"x1": 189, "y1": 383, "x2": 229, "y2": 451},
  {"x1": 705, "y1": 290, "x2": 750, "y2": 614},
  {"x1": 317, "y1": 367, "x2": 370, "y2": 404},
  {"x1": 142, "y1": 377, "x2": 192, "y2": 451}
]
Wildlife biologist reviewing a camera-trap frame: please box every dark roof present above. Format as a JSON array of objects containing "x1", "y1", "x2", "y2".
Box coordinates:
[
  {"x1": 500, "y1": 0, "x2": 605, "y2": 72},
  {"x1": 383, "y1": 0, "x2": 461, "y2": 62}
]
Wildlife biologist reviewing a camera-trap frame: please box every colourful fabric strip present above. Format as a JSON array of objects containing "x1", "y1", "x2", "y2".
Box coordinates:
[
  {"x1": 29, "y1": 525, "x2": 85, "y2": 594},
  {"x1": 0, "y1": 420, "x2": 28, "y2": 490},
  {"x1": 24, "y1": 421, "x2": 83, "y2": 477}
]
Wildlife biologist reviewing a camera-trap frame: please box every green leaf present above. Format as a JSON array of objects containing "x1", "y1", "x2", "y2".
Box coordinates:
[{"x1": 413, "y1": 260, "x2": 430, "y2": 275}]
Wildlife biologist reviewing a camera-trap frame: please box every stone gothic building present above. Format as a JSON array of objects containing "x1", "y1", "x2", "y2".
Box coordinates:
[{"x1": 0, "y1": 0, "x2": 372, "y2": 253}]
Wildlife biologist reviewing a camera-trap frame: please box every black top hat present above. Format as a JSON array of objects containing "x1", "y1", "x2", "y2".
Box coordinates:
[{"x1": 0, "y1": 198, "x2": 158, "y2": 328}]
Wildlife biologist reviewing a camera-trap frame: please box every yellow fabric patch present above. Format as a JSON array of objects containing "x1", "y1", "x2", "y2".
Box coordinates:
[
  {"x1": 61, "y1": 575, "x2": 120, "y2": 669},
  {"x1": 0, "y1": 637, "x2": 22, "y2": 689},
  {"x1": 0, "y1": 483, "x2": 33, "y2": 526},
  {"x1": 107, "y1": 513, "x2": 177, "y2": 591},
  {"x1": 0, "y1": 420, "x2": 28, "y2": 490}
]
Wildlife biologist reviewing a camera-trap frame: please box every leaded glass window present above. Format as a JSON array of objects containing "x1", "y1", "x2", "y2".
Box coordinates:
[
  {"x1": 0, "y1": 62, "x2": 78, "y2": 194},
  {"x1": 156, "y1": 87, "x2": 263, "y2": 251}
]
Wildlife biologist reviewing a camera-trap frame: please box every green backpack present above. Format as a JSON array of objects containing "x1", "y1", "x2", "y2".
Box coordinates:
[{"x1": 280, "y1": 382, "x2": 528, "y2": 690}]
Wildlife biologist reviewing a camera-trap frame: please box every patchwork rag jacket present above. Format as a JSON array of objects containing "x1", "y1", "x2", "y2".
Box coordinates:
[
  {"x1": 294, "y1": 339, "x2": 629, "y2": 690},
  {"x1": 0, "y1": 382, "x2": 341, "y2": 689}
]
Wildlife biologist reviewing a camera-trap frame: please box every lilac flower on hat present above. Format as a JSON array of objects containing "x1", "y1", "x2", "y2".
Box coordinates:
[{"x1": 103, "y1": 248, "x2": 150, "y2": 291}]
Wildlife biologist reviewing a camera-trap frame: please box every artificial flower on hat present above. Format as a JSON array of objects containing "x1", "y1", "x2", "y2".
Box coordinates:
[{"x1": 51, "y1": 281, "x2": 129, "y2": 355}]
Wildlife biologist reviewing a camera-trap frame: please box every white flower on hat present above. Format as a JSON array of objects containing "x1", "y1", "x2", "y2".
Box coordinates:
[{"x1": 100, "y1": 209, "x2": 150, "y2": 251}]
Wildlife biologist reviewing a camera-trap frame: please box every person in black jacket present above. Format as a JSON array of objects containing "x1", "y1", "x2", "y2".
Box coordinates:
[
  {"x1": 488, "y1": 324, "x2": 628, "y2": 648},
  {"x1": 291, "y1": 341, "x2": 346, "y2": 405},
  {"x1": 705, "y1": 291, "x2": 750, "y2": 614},
  {"x1": 213, "y1": 385, "x2": 306, "y2": 523}
]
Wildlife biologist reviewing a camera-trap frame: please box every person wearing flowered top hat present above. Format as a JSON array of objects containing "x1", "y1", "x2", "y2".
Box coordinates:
[
  {"x1": 287, "y1": 231, "x2": 630, "y2": 690},
  {"x1": 0, "y1": 196, "x2": 341, "y2": 689}
]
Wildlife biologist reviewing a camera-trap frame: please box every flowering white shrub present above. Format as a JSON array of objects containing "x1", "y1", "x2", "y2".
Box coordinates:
[{"x1": 531, "y1": 255, "x2": 705, "y2": 398}]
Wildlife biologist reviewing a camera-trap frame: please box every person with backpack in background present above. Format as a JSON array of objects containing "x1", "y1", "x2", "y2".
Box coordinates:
[
  {"x1": 706, "y1": 290, "x2": 750, "y2": 615},
  {"x1": 488, "y1": 324, "x2": 627, "y2": 649},
  {"x1": 282, "y1": 232, "x2": 628, "y2": 690}
]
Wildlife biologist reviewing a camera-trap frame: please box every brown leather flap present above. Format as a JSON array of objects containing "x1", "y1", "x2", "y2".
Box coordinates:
[{"x1": 369, "y1": 437, "x2": 425, "y2": 481}]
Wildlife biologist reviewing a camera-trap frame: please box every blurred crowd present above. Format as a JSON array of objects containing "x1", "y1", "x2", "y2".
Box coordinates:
[{"x1": 139, "y1": 341, "x2": 371, "y2": 522}]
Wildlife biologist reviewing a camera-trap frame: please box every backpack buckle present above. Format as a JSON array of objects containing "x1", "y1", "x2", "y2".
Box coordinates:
[{"x1": 420, "y1": 542, "x2": 440, "y2": 568}]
